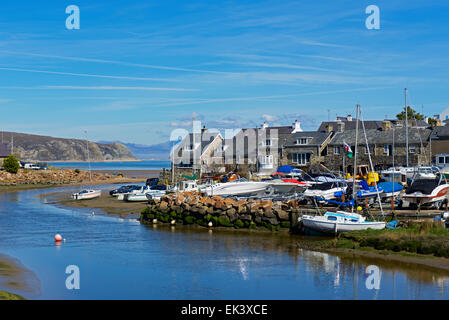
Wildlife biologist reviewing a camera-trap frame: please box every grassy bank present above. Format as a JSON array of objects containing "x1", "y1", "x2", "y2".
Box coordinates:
[
  {"x1": 322, "y1": 221, "x2": 449, "y2": 259},
  {"x1": 0, "y1": 290, "x2": 25, "y2": 300}
]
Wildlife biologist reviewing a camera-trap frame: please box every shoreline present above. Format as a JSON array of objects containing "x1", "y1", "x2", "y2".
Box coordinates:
[
  {"x1": 47, "y1": 159, "x2": 142, "y2": 163},
  {"x1": 0, "y1": 253, "x2": 40, "y2": 300},
  {"x1": 42, "y1": 189, "x2": 449, "y2": 274}
]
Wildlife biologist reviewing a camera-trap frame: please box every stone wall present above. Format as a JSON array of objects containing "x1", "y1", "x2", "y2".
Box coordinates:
[{"x1": 141, "y1": 192, "x2": 304, "y2": 231}]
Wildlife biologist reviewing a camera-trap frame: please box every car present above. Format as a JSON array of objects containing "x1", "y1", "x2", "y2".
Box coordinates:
[
  {"x1": 146, "y1": 178, "x2": 159, "y2": 186},
  {"x1": 109, "y1": 185, "x2": 141, "y2": 196}
]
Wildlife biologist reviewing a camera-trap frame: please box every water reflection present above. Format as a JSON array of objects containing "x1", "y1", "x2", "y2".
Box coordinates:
[{"x1": 1, "y1": 186, "x2": 449, "y2": 299}]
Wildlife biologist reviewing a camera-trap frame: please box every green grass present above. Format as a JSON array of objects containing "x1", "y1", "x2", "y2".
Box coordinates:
[{"x1": 0, "y1": 290, "x2": 25, "y2": 300}]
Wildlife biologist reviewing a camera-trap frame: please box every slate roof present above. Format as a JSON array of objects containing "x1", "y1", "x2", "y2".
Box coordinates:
[
  {"x1": 430, "y1": 125, "x2": 449, "y2": 139},
  {"x1": 0, "y1": 143, "x2": 9, "y2": 157},
  {"x1": 328, "y1": 127, "x2": 431, "y2": 146},
  {"x1": 317, "y1": 120, "x2": 383, "y2": 132}
]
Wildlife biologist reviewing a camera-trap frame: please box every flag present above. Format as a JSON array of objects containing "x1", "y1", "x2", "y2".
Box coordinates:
[{"x1": 343, "y1": 142, "x2": 353, "y2": 158}]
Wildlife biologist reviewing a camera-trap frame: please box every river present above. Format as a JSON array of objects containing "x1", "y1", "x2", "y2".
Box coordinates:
[{"x1": 0, "y1": 186, "x2": 448, "y2": 299}]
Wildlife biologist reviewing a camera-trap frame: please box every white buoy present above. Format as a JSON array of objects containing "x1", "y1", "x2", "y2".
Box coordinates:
[
  {"x1": 54, "y1": 234, "x2": 62, "y2": 242},
  {"x1": 153, "y1": 218, "x2": 158, "y2": 224},
  {"x1": 170, "y1": 220, "x2": 176, "y2": 225},
  {"x1": 208, "y1": 221, "x2": 213, "y2": 227}
]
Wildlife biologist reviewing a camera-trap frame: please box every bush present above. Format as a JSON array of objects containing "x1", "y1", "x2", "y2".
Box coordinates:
[{"x1": 3, "y1": 155, "x2": 20, "y2": 174}]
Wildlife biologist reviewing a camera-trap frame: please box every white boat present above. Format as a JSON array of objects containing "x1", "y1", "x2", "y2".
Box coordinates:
[
  {"x1": 380, "y1": 168, "x2": 408, "y2": 184},
  {"x1": 124, "y1": 190, "x2": 166, "y2": 202},
  {"x1": 402, "y1": 169, "x2": 449, "y2": 208},
  {"x1": 299, "y1": 211, "x2": 386, "y2": 233},
  {"x1": 72, "y1": 131, "x2": 101, "y2": 201},
  {"x1": 72, "y1": 189, "x2": 101, "y2": 200},
  {"x1": 414, "y1": 166, "x2": 438, "y2": 180},
  {"x1": 303, "y1": 181, "x2": 347, "y2": 200},
  {"x1": 204, "y1": 181, "x2": 271, "y2": 197}
]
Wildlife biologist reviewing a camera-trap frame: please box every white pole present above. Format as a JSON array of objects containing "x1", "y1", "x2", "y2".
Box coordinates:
[{"x1": 405, "y1": 88, "x2": 409, "y2": 167}]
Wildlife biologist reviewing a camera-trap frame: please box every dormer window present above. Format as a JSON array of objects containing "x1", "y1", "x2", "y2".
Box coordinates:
[{"x1": 296, "y1": 138, "x2": 308, "y2": 145}]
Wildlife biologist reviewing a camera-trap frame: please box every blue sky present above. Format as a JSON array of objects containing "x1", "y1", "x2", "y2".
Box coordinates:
[{"x1": 0, "y1": 0, "x2": 449, "y2": 144}]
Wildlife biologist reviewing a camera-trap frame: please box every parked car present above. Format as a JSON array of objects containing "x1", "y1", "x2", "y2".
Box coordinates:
[
  {"x1": 109, "y1": 185, "x2": 141, "y2": 196},
  {"x1": 146, "y1": 178, "x2": 159, "y2": 186}
]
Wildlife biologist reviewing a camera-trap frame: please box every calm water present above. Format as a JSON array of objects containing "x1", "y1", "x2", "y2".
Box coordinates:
[
  {"x1": 1, "y1": 186, "x2": 449, "y2": 300},
  {"x1": 48, "y1": 160, "x2": 171, "y2": 171}
]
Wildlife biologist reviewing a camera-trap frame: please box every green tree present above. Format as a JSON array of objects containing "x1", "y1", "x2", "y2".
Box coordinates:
[
  {"x1": 3, "y1": 155, "x2": 20, "y2": 174},
  {"x1": 396, "y1": 106, "x2": 424, "y2": 121}
]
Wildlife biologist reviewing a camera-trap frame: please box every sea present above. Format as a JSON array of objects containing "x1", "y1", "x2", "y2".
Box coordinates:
[{"x1": 47, "y1": 160, "x2": 171, "y2": 171}]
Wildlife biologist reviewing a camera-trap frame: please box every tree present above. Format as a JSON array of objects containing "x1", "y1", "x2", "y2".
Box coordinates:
[
  {"x1": 396, "y1": 106, "x2": 424, "y2": 121},
  {"x1": 3, "y1": 155, "x2": 20, "y2": 174}
]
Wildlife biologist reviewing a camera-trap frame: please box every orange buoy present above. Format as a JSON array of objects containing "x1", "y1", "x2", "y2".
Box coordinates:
[{"x1": 54, "y1": 234, "x2": 62, "y2": 242}]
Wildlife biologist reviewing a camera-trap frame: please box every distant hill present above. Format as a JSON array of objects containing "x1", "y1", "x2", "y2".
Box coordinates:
[
  {"x1": 1, "y1": 132, "x2": 137, "y2": 162},
  {"x1": 97, "y1": 140, "x2": 171, "y2": 160}
]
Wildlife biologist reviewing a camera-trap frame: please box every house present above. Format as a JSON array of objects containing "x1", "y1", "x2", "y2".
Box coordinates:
[
  {"x1": 429, "y1": 125, "x2": 449, "y2": 162},
  {"x1": 280, "y1": 131, "x2": 333, "y2": 170},
  {"x1": 317, "y1": 115, "x2": 383, "y2": 133},
  {"x1": 0, "y1": 142, "x2": 9, "y2": 167},
  {"x1": 172, "y1": 127, "x2": 224, "y2": 174},
  {"x1": 324, "y1": 121, "x2": 432, "y2": 172},
  {"x1": 225, "y1": 120, "x2": 303, "y2": 175},
  {"x1": 439, "y1": 106, "x2": 449, "y2": 121}
]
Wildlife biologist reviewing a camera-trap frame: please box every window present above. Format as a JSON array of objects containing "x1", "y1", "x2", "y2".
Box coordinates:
[
  {"x1": 364, "y1": 146, "x2": 374, "y2": 155},
  {"x1": 296, "y1": 138, "x2": 308, "y2": 145},
  {"x1": 438, "y1": 156, "x2": 445, "y2": 165},
  {"x1": 292, "y1": 153, "x2": 310, "y2": 165},
  {"x1": 265, "y1": 139, "x2": 272, "y2": 146},
  {"x1": 333, "y1": 146, "x2": 341, "y2": 155},
  {"x1": 383, "y1": 145, "x2": 390, "y2": 155},
  {"x1": 409, "y1": 145, "x2": 417, "y2": 154},
  {"x1": 184, "y1": 144, "x2": 193, "y2": 151}
]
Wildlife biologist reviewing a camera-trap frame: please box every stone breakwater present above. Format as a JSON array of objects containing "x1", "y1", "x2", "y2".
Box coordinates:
[
  {"x1": 141, "y1": 192, "x2": 303, "y2": 231},
  {"x1": 0, "y1": 169, "x2": 127, "y2": 185}
]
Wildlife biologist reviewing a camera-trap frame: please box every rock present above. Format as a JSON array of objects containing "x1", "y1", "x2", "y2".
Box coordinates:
[
  {"x1": 263, "y1": 210, "x2": 276, "y2": 219},
  {"x1": 274, "y1": 209, "x2": 289, "y2": 221}
]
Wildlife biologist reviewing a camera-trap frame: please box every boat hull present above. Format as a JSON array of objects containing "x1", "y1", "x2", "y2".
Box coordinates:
[
  {"x1": 72, "y1": 190, "x2": 101, "y2": 200},
  {"x1": 301, "y1": 218, "x2": 386, "y2": 233}
]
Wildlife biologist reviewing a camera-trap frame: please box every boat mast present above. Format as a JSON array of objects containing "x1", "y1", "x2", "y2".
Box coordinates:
[
  {"x1": 85, "y1": 130, "x2": 92, "y2": 183},
  {"x1": 405, "y1": 88, "x2": 409, "y2": 167},
  {"x1": 351, "y1": 104, "x2": 360, "y2": 211}
]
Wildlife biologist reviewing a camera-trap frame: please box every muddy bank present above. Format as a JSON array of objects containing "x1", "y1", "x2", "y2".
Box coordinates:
[
  {"x1": 44, "y1": 190, "x2": 146, "y2": 218},
  {"x1": 0, "y1": 253, "x2": 40, "y2": 299}
]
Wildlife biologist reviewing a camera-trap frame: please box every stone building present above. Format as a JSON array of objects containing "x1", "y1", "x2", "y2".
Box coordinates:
[
  {"x1": 429, "y1": 125, "x2": 449, "y2": 161},
  {"x1": 324, "y1": 121, "x2": 432, "y2": 173},
  {"x1": 280, "y1": 131, "x2": 333, "y2": 170}
]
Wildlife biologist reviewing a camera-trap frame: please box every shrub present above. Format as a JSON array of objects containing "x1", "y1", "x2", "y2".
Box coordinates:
[
  {"x1": 183, "y1": 216, "x2": 195, "y2": 224},
  {"x1": 3, "y1": 155, "x2": 20, "y2": 174},
  {"x1": 234, "y1": 219, "x2": 244, "y2": 229}
]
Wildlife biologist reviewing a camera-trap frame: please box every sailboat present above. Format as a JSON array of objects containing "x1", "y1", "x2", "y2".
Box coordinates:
[
  {"x1": 72, "y1": 131, "x2": 101, "y2": 200},
  {"x1": 299, "y1": 104, "x2": 386, "y2": 233}
]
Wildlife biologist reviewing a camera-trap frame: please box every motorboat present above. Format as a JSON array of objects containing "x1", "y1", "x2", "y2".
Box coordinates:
[
  {"x1": 380, "y1": 168, "x2": 408, "y2": 184},
  {"x1": 299, "y1": 211, "x2": 386, "y2": 233},
  {"x1": 303, "y1": 180, "x2": 347, "y2": 201},
  {"x1": 72, "y1": 189, "x2": 101, "y2": 200},
  {"x1": 413, "y1": 166, "x2": 438, "y2": 180},
  {"x1": 110, "y1": 185, "x2": 141, "y2": 197},
  {"x1": 355, "y1": 180, "x2": 383, "y2": 198},
  {"x1": 124, "y1": 190, "x2": 166, "y2": 202},
  {"x1": 204, "y1": 181, "x2": 271, "y2": 197},
  {"x1": 377, "y1": 182, "x2": 403, "y2": 199},
  {"x1": 402, "y1": 169, "x2": 449, "y2": 208}
]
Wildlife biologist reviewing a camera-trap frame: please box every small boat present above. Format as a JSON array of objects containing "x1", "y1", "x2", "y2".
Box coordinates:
[
  {"x1": 72, "y1": 189, "x2": 101, "y2": 200},
  {"x1": 380, "y1": 167, "x2": 408, "y2": 184},
  {"x1": 303, "y1": 180, "x2": 348, "y2": 201},
  {"x1": 299, "y1": 211, "x2": 386, "y2": 233},
  {"x1": 356, "y1": 180, "x2": 383, "y2": 198},
  {"x1": 124, "y1": 190, "x2": 166, "y2": 202},
  {"x1": 377, "y1": 182, "x2": 403, "y2": 199},
  {"x1": 402, "y1": 169, "x2": 449, "y2": 208}
]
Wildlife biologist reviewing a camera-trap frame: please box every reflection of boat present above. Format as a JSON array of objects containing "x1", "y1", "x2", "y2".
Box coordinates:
[
  {"x1": 300, "y1": 211, "x2": 386, "y2": 233},
  {"x1": 72, "y1": 189, "x2": 101, "y2": 200},
  {"x1": 402, "y1": 169, "x2": 449, "y2": 208}
]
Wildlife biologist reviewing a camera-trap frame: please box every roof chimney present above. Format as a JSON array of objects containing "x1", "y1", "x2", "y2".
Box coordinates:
[
  {"x1": 347, "y1": 114, "x2": 353, "y2": 121},
  {"x1": 262, "y1": 121, "x2": 268, "y2": 129},
  {"x1": 382, "y1": 120, "x2": 391, "y2": 131},
  {"x1": 292, "y1": 120, "x2": 303, "y2": 133}
]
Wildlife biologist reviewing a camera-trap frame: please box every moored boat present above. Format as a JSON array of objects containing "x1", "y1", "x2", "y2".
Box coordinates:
[
  {"x1": 72, "y1": 189, "x2": 101, "y2": 200},
  {"x1": 299, "y1": 211, "x2": 386, "y2": 233}
]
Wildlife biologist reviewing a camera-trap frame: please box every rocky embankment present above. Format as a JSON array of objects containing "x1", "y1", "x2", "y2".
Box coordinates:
[
  {"x1": 141, "y1": 192, "x2": 304, "y2": 231},
  {"x1": 0, "y1": 169, "x2": 137, "y2": 186}
]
